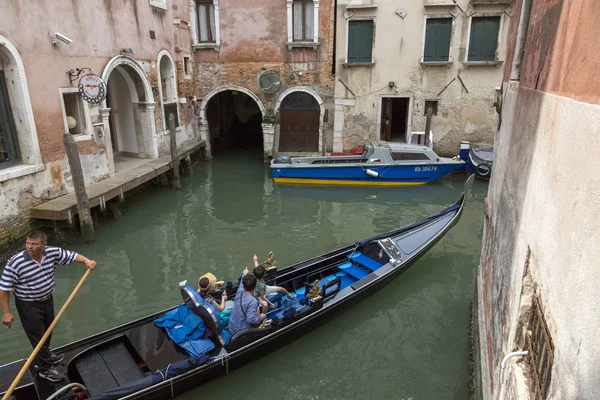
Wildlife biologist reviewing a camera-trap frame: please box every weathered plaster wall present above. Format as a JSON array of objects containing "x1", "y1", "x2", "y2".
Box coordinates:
[
  {"x1": 334, "y1": 0, "x2": 509, "y2": 155},
  {"x1": 477, "y1": 0, "x2": 600, "y2": 398},
  {"x1": 194, "y1": 0, "x2": 336, "y2": 151},
  {"x1": 0, "y1": 0, "x2": 196, "y2": 229}
]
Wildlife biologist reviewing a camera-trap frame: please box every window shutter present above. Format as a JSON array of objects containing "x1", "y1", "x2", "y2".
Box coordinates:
[
  {"x1": 348, "y1": 20, "x2": 374, "y2": 63},
  {"x1": 468, "y1": 17, "x2": 500, "y2": 61},
  {"x1": 424, "y1": 18, "x2": 452, "y2": 62}
]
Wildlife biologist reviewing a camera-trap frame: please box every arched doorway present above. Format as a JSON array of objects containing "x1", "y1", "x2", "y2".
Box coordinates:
[
  {"x1": 275, "y1": 88, "x2": 324, "y2": 152},
  {"x1": 101, "y1": 56, "x2": 157, "y2": 174},
  {"x1": 201, "y1": 86, "x2": 265, "y2": 154},
  {"x1": 0, "y1": 35, "x2": 42, "y2": 171}
]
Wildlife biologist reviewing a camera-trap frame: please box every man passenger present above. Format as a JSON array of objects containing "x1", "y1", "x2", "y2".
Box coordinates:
[{"x1": 228, "y1": 267, "x2": 266, "y2": 336}]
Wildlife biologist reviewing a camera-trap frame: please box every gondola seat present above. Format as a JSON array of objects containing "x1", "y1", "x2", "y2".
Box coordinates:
[
  {"x1": 338, "y1": 262, "x2": 369, "y2": 280},
  {"x1": 335, "y1": 271, "x2": 358, "y2": 288},
  {"x1": 347, "y1": 252, "x2": 384, "y2": 271}
]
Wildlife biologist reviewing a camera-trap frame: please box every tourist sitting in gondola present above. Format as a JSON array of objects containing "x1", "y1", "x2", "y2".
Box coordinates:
[
  {"x1": 197, "y1": 272, "x2": 227, "y2": 312},
  {"x1": 253, "y1": 264, "x2": 295, "y2": 313},
  {"x1": 228, "y1": 267, "x2": 266, "y2": 336}
]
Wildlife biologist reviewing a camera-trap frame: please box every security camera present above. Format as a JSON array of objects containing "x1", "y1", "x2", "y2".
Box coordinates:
[{"x1": 51, "y1": 32, "x2": 73, "y2": 45}]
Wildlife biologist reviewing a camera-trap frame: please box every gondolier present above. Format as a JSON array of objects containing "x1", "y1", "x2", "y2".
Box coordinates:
[{"x1": 0, "y1": 231, "x2": 97, "y2": 383}]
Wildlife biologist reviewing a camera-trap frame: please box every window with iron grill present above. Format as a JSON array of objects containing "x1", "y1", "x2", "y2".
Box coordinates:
[{"x1": 525, "y1": 293, "x2": 554, "y2": 400}]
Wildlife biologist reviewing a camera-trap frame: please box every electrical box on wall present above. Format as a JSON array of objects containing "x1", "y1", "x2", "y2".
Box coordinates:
[{"x1": 395, "y1": 9, "x2": 407, "y2": 18}]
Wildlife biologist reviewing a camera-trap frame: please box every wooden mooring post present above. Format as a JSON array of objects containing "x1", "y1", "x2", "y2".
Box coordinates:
[
  {"x1": 168, "y1": 113, "x2": 181, "y2": 190},
  {"x1": 63, "y1": 133, "x2": 95, "y2": 243}
]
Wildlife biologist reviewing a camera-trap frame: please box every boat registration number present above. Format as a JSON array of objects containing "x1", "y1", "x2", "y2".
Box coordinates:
[{"x1": 415, "y1": 166, "x2": 437, "y2": 172}]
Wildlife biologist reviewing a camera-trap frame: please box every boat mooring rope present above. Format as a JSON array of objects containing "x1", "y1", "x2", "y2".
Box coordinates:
[
  {"x1": 221, "y1": 353, "x2": 230, "y2": 374},
  {"x1": 156, "y1": 364, "x2": 175, "y2": 398}
]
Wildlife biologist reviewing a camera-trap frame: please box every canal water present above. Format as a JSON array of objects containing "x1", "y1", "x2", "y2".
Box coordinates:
[{"x1": 0, "y1": 150, "x2": 487, "y2": 400}]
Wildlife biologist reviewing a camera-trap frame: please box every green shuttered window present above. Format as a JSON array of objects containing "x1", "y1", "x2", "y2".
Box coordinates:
[
  {"x1": 348, "y1": 20, "x2": 374, "y2": 64},
  {"x1": 468, "y1": 17, "x2": 500, "y2": 61},
  {"x1": 423, "y1": 18, "x2": 452, "y2": 62}
]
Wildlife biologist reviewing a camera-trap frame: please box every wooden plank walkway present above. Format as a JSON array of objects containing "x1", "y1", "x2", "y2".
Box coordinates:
[{"x1": 30, "y1": 141, "x2": 206, "y2": 222}]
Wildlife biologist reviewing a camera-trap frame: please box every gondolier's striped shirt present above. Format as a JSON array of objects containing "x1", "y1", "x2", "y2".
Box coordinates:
[{"x1": 0, "y1": 247, "x2": 78, "y2": 301}]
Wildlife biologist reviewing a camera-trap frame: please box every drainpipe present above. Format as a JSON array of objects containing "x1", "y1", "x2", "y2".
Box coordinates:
[
  {"x1": 501, "y1": 351, "x2": 528, "y2": 369},
  {"x1": 499, "y1": 350, "x2": 528, "y2": 398}
]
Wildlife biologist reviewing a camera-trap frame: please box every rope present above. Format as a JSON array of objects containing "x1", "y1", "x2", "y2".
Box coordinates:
[{"x1": 221, "y1": 353, "x2": 230, "y2": 374}]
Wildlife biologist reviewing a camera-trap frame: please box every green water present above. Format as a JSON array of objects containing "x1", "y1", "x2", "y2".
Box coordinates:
[{"x1": 0, "y1": 150, "x2": 487, "y2": 399}]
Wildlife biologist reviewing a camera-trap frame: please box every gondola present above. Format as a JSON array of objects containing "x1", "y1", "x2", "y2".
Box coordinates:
[{"x1": 1, "y1": 177, "x2": 472, "y2": 400}]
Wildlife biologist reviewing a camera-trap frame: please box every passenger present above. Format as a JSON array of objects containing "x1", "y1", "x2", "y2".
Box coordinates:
[
  {"x1": 197, "y1": 273, "x2": 227, "y2": 312},
  {"x1": 228, "y1": 267, "x2": 266, "y2": 336},
  {"x1": 253, "y1": 264, "x2": 295, "y2": 313}
]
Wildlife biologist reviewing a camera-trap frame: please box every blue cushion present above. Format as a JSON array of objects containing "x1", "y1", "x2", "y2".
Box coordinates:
[
  {"x1": 338, "y1": 262, "x2": 368, "y2": 280},
  {"x1": 348, "y1": 252, "x2": 384, "y2": 271}
]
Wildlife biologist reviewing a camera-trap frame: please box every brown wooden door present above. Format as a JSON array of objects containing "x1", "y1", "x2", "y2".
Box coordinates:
[
  {"x1": 380, "y1": 98, "x2": 392, "y2": 141},
  {"x1": 279, "y1": 110, "x2": 320, "y2": 151}
]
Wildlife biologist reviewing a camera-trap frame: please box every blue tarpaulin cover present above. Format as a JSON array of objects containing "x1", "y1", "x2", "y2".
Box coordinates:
[
  {"x1": 88, "y1": 355, "x2": 211, "y2": 400},
  {"x1": 153, "y1": 304, "x2": 215, "y2": 356}
]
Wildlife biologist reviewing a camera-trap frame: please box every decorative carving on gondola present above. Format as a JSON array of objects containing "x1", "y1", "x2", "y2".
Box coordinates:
[
  {"x1": 262, "y1": 251, "x2": 278, "y2": 271},
  {"x1": 307, "y1": 280, "x2": 322, "y2": 301}
]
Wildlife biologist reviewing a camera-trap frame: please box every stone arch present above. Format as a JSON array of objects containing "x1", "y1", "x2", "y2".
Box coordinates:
[
  {"x1": 200, "y1": 85, "x2": 266, "y2": 120},
  {"x1": 101, "y1": 56, "x2": 153, "y2": 104},
  {"x1": 199, "y1": 85, "x2": 267, "y2": 154},
  {"x1": 101, "y1": 56, "x2": 157, "y2": 173},
  {"x1": 156, "y1": 50, "x2": 179, "y2": 130},
  {"x1": 0, "y1": 35, "x2": 43, "y2": 173},
  {"x1": 274, "y1": 87, "x2": 326, "y2": 152}
]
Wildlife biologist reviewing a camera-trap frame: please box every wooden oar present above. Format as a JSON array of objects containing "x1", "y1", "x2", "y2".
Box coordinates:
[{"x1": 2, "y1": 268, "x2": 93, "y2": 400}]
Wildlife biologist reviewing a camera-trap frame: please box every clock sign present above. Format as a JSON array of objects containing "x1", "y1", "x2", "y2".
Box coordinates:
[{"x1": 78, "y1": 74, "x2": 107, "y2": 104}]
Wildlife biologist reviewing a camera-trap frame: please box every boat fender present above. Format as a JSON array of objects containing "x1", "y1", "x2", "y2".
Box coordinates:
[
  {"x1": 476, "y1": 163, "x2": 491, "y2": 177},
  {"x1": 365, "y1": 169, "x2": 379, "y2": 178}
]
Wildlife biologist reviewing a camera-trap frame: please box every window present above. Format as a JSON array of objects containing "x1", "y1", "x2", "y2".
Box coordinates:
[
  {"x1": 525, "y1": 292, "x2": 554, "y2": 400},
  {"x1": 391, "y1": 152, "x2": 431, "y2": 161},
  {"x1": 347, "y1": 20, "x2": 374, "y2": 64},
  {"x1": 424, "y1": 100, "x2": 438, "y2": 116},
  {"x1": 158, "y1": 54, "x2": 179, "y2": 129},
  {"x1": 468, "y1": 16, "x2": 501, "y2": 61},
  {"x1": 423, "y1": 18, "x2": 452, "y2": 62},
  {"x1": 293, "y1": 0, "x2": 314, "y2": 41},
  {"x1": 0, "y1": 70, "x2": 20, "y2": 167},
  {"x1": 287, "y1": 0, "x2": 319, "y2": 47},
  {"x1": 61, "y1": 92, "x2": 88, "y2": 136},
  {"x1": 183, "y1": 55, "x2": 192, "y2": 78},
  {"x1": 196, "y1": 0, "x2": 216, "y2": 43}
]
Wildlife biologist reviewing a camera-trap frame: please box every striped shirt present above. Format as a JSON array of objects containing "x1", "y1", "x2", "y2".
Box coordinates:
[{"x1": 0, "y1": 247, "x2": 78, "y2": 301}]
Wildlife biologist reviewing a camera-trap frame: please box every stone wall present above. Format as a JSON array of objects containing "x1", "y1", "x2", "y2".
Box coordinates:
[{"x1": 476, "y1": 0, "x2": 600, "y2": 398}]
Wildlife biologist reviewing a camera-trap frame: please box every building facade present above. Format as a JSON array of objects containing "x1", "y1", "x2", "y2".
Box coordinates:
[
  {"x1": 0, "y1": 0, "x2": 200, "y2": 240},
  {"x1": 476, "y1": 0, "x2": 600, "y2": 398},
  {"x1": 333, "y1": 0, "x2": 511, "y2": 155},
  {"x1": 192, "y1": 0, "x2": 336, "y2": 155}
]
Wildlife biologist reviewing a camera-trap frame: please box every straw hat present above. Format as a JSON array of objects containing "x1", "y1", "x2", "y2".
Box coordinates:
[{"x1": 198, "y1": 272, "x2": 217, "y2": 291}]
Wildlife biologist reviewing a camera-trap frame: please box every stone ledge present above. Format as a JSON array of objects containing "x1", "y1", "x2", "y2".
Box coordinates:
[
  {"x1": 286, "y1": 42, "x2": 319, "y2": 51},
  {"x1": 0, "y1": 164, "x2": 45, "y2": 183},
  {"x1": 192, "y1": 43, "x2": 220, "y2": 52},
  {"x1": 463, "y1": 61, "x2": 504, "y2": 67}
]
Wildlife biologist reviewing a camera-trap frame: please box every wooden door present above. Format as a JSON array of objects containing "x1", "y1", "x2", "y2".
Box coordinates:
[
  {"x1": 279, "y1": 110, "x2": 320, "y2": 151},
  {"x1": 380, "y1": 98, "x2": 392, "y2": 141}
]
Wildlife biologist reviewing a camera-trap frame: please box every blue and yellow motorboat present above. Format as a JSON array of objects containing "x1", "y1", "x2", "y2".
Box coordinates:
[{"x1": 270, "y1": 140, "x2": 465, "y2": 186}]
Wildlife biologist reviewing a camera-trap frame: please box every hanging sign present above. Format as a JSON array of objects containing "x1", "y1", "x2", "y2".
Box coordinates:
[{"x1": 78, "y1": 74, "x2": 107, "y2": 104}]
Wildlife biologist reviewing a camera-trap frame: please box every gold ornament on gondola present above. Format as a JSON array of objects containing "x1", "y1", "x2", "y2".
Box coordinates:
[
  {"x1": 262, "y1": 251, "x2": 277, "y2": 271},
  {"x1": 307, "y1": 280, "x2": 322, "y2": 301}
]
